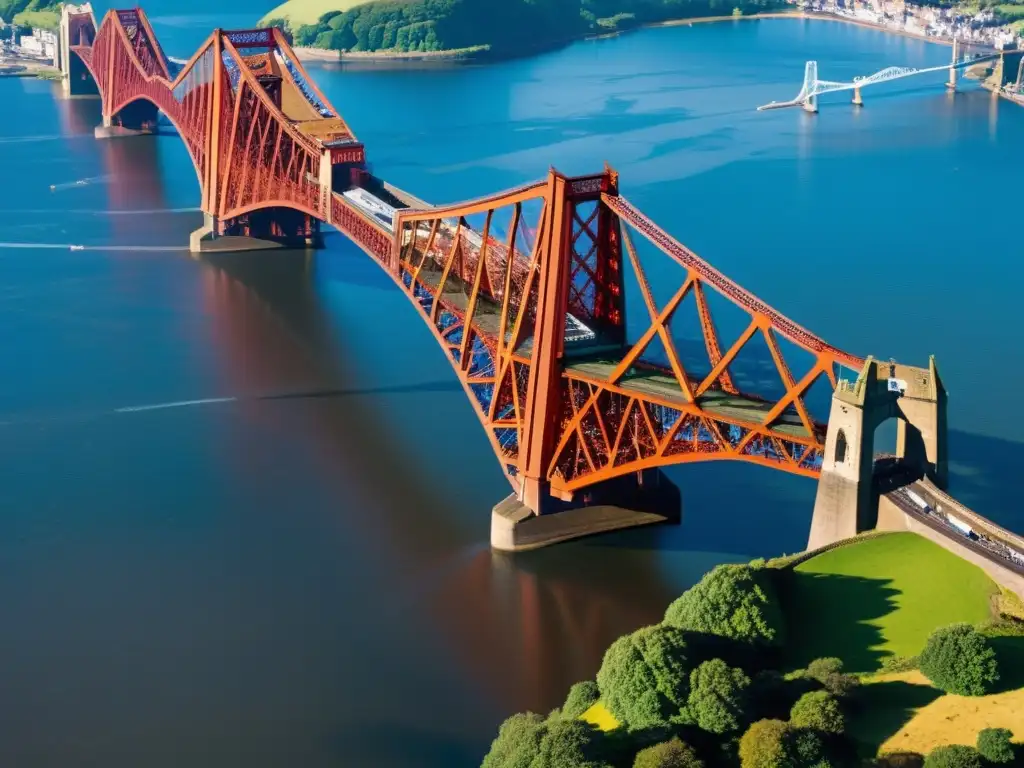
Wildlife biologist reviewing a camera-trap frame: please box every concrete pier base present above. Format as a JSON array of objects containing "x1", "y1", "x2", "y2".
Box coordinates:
[
  {"x1": 94, "y1": 124, "x2": 153, "y2": 139},
  {"x1": 490, "y1": 469, "x2": 681, "y2": 551},
  {"x1": 852, "y1": 87, "x2": 863, "y2": 106},
  {"x1": 491, "y1": 497, "x2": 669, "y2": 551}
]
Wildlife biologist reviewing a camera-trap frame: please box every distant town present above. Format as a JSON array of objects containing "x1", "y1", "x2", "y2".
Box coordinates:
[
  {"x1": 0, "y1": 18, "x2": 58, "y2": 77},
  {"x1": 797, "y1": 0, "x2": 1023, "y2": 50}
]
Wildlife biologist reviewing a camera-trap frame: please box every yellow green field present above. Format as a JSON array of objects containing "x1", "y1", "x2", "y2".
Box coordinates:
[{"x1": 853, "y1": 669, "x2": 1024, "y2": 755}]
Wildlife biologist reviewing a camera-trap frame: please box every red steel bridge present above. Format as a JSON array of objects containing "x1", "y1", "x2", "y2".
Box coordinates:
[{"x1": 58, "y1": 3, "x2": 885, "y2": 536}]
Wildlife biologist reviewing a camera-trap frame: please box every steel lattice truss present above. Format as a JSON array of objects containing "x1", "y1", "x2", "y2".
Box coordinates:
[
  {"x1": 66, "y1": 6, "x2": 870, "y2": 506},
  {"x1": 72, "y1": 7, "x2": 348, "y2": 224}
]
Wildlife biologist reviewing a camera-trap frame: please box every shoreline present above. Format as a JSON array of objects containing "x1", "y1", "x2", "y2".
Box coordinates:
[{"x1": 291, "y1": 8, "x2": 958, "y2": 65}]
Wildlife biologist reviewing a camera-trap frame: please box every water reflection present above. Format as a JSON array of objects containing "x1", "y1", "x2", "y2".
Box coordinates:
[{"x1": 195, "y1": 250, "x2": 679, "y2": 714}]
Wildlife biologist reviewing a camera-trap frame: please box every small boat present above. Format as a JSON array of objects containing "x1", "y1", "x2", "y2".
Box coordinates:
[
  {"x1": 50, "y1": 184, "x2": 56, "y2": 190},
  {"x1": 69, "y1": 245, "x2": 85, "y2": 251}
]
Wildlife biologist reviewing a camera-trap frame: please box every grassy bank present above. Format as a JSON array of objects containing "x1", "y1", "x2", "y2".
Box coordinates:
[{"x1": 481, "y1": 531, "x2": 1024, "y2": 767}]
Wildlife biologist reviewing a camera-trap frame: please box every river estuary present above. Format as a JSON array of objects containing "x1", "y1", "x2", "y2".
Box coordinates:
[{"x1": 1, "y1": 4, "x2": 1023, "y2": 765}]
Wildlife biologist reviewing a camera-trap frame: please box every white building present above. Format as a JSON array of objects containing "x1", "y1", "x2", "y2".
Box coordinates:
[{"x1": 19, "y1": 27, "x2": 56, "y2": 61}]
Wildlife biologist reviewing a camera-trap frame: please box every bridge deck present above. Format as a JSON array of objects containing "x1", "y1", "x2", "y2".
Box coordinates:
[{"x1": 566, "y1": 358, "x2": 810, "y2": 438}]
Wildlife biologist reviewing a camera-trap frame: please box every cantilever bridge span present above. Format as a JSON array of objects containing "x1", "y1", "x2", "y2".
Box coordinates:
[{"x1": 58, "y1": 4, "x2": 945, "y2": 547}]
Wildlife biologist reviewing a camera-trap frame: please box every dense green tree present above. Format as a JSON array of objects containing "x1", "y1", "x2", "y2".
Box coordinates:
[
  {"x1": 789, "y1": 691, "x2": 845, "y2": 735},
  {"x1": 274, "y1": 0, "x2": 794, "y2": 55},
  {"x1": 919, "y1": 624, "x2": 1000, "y2": 696},
  {"x1": 482, "y1": 712, "x2": 547, "y2": 768},
  {"x1": 975, "y1": 728, "x2": 1015, "y2": 764},
  {"x1": 738, "y1": 719, "x2": 831, "y2": 768},
  {"x1": 633, "y1": 737, "x2": 704, "y2": 768},
  {"x1": 563, "y1": 681, "x2": 601, "y2": 719},
  {"x1": 596, "y1": 625, "x2": 692, "y2": 729},
  {"x1": 922, "y1": 745, "x2": 983, "y2": 768},
  {"x1": 687, "y1": 659, "x2": 750, "y2": 735},
  {"x1": 664, "y1": 564, "x2": 784, "y2": 646},
  {"x1": 481, "y1": 712, "x2": 612, "y2": 768}
]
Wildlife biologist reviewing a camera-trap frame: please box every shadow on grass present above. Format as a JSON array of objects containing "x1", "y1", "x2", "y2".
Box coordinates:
[
  {"x1": 780, "y1": 571, "x2": 901, "y2": 673},
  {"x1": 990, "y1": 635, "x2": 1024, "y2": 693},
  {"x1": 848, "y1": 681, "x2": 943, "y2": 758}
]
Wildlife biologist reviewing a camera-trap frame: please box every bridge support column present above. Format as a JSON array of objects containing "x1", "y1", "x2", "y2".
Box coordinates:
[
  {"x1": 190, "y1": 209, "x2": 324, "y2": 254},
  {"x1": 802, "y1": 94, "x2": 818, "y2": 114},
  {"x1": 492, "y1": 469, "x2": 681, "y2": 552},
  {"x1": 852, "y1": 86, "x2": 863, "y2": 106},
  {"x1": 808, "y1": 356, "x2": 947, "y2": 551}
]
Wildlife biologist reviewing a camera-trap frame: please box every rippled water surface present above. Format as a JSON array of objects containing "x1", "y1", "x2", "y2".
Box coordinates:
[{"x1": 1, "y1": 9, "x2": 1023, "y2": 766}]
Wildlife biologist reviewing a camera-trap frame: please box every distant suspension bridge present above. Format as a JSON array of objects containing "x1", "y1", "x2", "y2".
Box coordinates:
[{"x1": 758, "y1": 39, "x2": 1015, "y2": 112}]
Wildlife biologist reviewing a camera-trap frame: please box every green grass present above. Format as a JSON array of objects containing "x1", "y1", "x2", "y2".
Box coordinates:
[
  {"x1": 260, "y1": 0, "x2": 383, "y2": 28},
  {"x1": 13, "y1": 8, "x2": 59, "y2": 30},
  {"x1": 782, "y1": 532, "x2": 997, "y2": 673}
]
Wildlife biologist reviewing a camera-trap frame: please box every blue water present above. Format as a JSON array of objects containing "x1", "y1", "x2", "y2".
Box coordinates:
[{"x1": 1, "y1": 11, "x2": 1023, "y2": 766}]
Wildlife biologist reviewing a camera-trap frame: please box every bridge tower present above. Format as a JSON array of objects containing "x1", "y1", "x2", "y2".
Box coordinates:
[
  {"x1": 947, "y1": 38, "x2": 959, "y2": 91},
  {"x1": 802, "y1": 60, "x2": 819, "y2": 113},
  {"x1": 58, "y1": 3, "x2": 100, "y2": 97},
  {"x1": 807, "y1": 356, "x2": 947, "y2": 550}
]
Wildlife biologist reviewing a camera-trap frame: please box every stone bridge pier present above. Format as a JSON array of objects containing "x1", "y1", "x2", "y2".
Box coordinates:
[{"x1": 807, "y1": 356, "x2": 948, "y2": 550}]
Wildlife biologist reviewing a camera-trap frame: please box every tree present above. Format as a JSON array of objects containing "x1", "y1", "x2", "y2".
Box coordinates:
[
  {"x1": 739, "y1": 719, "x2": 793, "y2": 768},
  {"x1": 976, "y1": 728, "x2": 1015, "y2": 764},
  {"x1": 664, "y1": 564, "x2": 785, "y2": 646},
  {"x1": 790, "y1": 691, "x2": 845, "y2": 735},
  {"x1": 596, "y1": 625, "x2": 693, "y2": 729},
  {"x1": 739, "y1": 720, "x2": 829, "y2": 768},
  {"x1": 919, "y1": 624, "x2": 999, "y2": 696},
  {"x1": 563, "y1": 681, "x2": 601, "y2": 719},
  {"x1": 532, "y1": 718, "x2": 611, "y2": 768},
  {"x1": 923, "y1": 745, "x2": 983, "y2": 768},
  {"x1": 687, "y1": 659, "x2": 750, "y2": 735},
  {"x1": 482, "y1": 712, "x2": 547, "y2": 768},
  {"x1": 634, "y1": 737, "x2": 703, "y2": 768},
  {"x1": 482, "y1": 713, "x2": 611, "y2": 768}
]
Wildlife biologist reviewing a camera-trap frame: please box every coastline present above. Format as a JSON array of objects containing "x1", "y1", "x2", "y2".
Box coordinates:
[
  {"x1": 652, "y1": 10, "x2": 954, "y2": 48},
  {"x1": 291, "y1": 8, "x2": 957, "y2": 65}
]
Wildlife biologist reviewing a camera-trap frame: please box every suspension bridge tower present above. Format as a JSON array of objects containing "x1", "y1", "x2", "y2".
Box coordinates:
[{"x1": 947, "y1": 38, "x2": 959, "y2": 91}]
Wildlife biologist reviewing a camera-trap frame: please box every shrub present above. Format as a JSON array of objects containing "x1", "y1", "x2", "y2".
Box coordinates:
[
  {"x1": 875, "y1": 753, "x2": 925, "y2": 768},
  {"x1": 791, "y1": 728, "x2": 827, "y2": 766},
  {"x1": 919, "y1": 624, "x2": 1000, "y2": 696},
  {"x1": 790, "y1": 691, "x2": 845, "y2": 734},
  {"x1": 805, "y1": 658, "x2": 843, "y2": 683},
  {"x1": 664, "y1": 564, "x2": 785, "y2": 646},
  {"x1": 596, "y1": 625, "x2": 692, "y2": 729},
  {"x1": 633, "y1": 737, "x2": 704, "y2": 768},
  {"x1": 822, "y1": 672, "x2": 860, "y2": 698},
  {"x1": 564, "y1": 681, "x2": 601, "y2": 719},
  {"x1": 976, "y1": 728, "x2": 1015, "y2": 764},
  {"x1": 687, "y1": 659, "x2": 750, "y2": 735},
  {"x1": 923, "y1": 745, "x2": 983, "y2": 768},
  {"x1": 880, "y1": 655, "x2": 921, "y2": 673}
]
